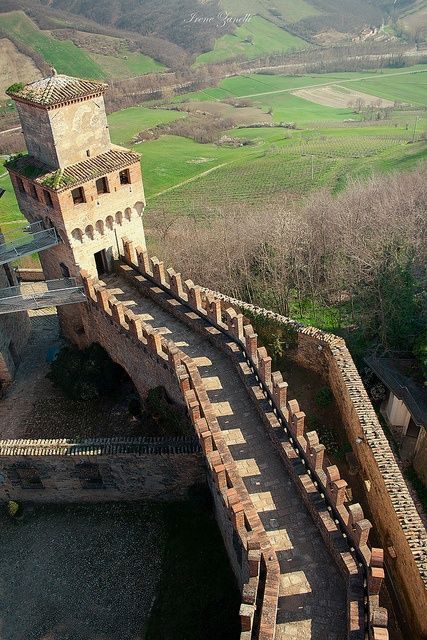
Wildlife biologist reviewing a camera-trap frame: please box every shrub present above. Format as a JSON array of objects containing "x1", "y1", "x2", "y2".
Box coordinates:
[
  {"x1": 142, "y1": 386, "x2": 190, "y2": 436},
  {"x1": 315, "y1": 386, "x2": 333, "y2": 408},
  {"x1": 48, "y1": 344, "x2": 123, "y2": 401},
  {"x1": 413, "y1": 332, "x2": 427, "y2": 383}
]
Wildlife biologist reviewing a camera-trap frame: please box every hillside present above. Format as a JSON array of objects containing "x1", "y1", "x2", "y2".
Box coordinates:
[
  {"x1": 0, "y1": 10, "x2": 166, "y2": 96},
  {"x1": 0, "y1": 0, "x2": 425, "y2": 83},
  {"x1": 39, "y1": 0, "x2": 427, "y2": 51}
]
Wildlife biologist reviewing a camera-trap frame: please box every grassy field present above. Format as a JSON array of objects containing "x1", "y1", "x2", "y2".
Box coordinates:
[
  {"x1": 195, "y1": 15, "x2": 307, "y2": 65},
  {"x1": 220, "y1": 0, "x2": 319, "y2": 23},
  {"x1": 173, "y1": 66, "x2": 427, "y2": 124},
  {"x1": 0, "y1": 11, "x2": 105, "y2": 79},
  {"x1": 108, "y1": 106, "x2": 187, "y2": 147},
  {"x1": 1, "y1": 66, "x2": 426, "y2": 246},
  {"x1": 108, "y1": 107, "x2": 186, "y2": 146},
  {"x1": 140, "y1": 135, "x2": 256, "y2": 197},
  {"x1": 89, "y1": 49, "x2": 164, "y2": 78},
  {"x1": 0, "y1": 11, "x2": 164, "y2": 81},
  {"x1": 146, "y1": 127, "x2": 426, "y2": 216},
  {"x1": 0, "y1": 158, "x2": 25, "y2": 237}
]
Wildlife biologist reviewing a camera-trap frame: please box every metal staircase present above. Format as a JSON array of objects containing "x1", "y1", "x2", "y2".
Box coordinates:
[
  {"x1": 0, "y1": 278, "x2": 85, "y2": 314},
  {"x1": 0, "y1": 221, "x2": 59, "y2": 266}
]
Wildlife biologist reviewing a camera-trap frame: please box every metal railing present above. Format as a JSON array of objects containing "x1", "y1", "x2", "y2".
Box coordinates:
[
  {"x1": 0, "y1": 278, "x2": 86, "y2": 314},
  {"x1": 0, "y1": 221, "x2": 59, "y2": 265}
]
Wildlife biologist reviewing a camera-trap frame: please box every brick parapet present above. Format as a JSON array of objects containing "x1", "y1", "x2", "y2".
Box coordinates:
[
  {"x1": 0, "y1": 435, "x2": 204, "y2": 503},
  {"x1": 122, "y1": 248, "x2": 393, "y2": 640},
  {"x1": 197, "y1": 291, "x2": 427, "y2": 601},
  {"x1": 81, "y1": 268, "x2": 279, "y2": 640},
  {"x1": 0, "y1": 436, "x2": 201, "y2": 457}
]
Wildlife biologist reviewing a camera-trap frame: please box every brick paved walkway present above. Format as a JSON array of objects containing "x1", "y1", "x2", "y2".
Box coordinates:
[{"x1": 103, "y1": 274, "x2": 347, "y2": 640}]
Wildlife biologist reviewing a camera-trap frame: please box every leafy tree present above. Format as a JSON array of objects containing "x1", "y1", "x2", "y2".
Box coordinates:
[
  {"x1": 48, "y1": 344, "x2": 123, "y2": 401},
  {"x1": 356, "y1": 240, "x2": 420, "y2": 350}
]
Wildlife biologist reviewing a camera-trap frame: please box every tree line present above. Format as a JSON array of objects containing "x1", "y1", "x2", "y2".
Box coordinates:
[{"x1": 147, "y1": 166, "x2": 427, "y2": 363}]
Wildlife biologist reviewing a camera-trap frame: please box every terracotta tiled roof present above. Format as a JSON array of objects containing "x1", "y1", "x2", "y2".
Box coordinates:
[
  {"x1": 7, "y1": 148, "x2": 140, "y2": 191},
  {"x1": 6, "y1": 73, "x2": 107, "y2": 107}
]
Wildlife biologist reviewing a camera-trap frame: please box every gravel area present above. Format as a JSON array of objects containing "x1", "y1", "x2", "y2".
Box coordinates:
[{"x1": 0, "y1": 503, "x2": 164, "y2": 640}]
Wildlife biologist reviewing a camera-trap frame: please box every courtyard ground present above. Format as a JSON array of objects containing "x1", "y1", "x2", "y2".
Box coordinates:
[{"x1": 0, "y1": 494, "x2": 240, "y2": 640}]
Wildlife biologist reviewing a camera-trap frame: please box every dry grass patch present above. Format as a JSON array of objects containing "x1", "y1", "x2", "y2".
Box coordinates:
[
  {"x1": 0, "y1": 38, "x2": 42, "y2": 98},
  {"x1": 181, "y1": 100, "x2": 272, "y2": 125},
  {"x1": 293, "y1": 85, "x2": 396, "y2": 108}
]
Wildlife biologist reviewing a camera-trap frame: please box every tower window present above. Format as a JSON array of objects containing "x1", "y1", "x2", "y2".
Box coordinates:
[
  {"x1": 86, "y1": 149, "x2": 91, "y2": 157},
  {"x1": 72, "y1": 186, "x2": 85, "y2": 205},
  {"x1": 96, "y1": 176, "x2": 109, "y2": 195},
  {"x1": 44, "y1": 190, "x2": 53, "y2": 207},
  {"x1": 119, "y1": 169, "x2": 131, "y2": 185},
  {"x1": 29, "y1": 184, "x2": 39, "y2": 200},
  {"x1": 16, "y1": 177, "x2": 25, "y2": 193}
]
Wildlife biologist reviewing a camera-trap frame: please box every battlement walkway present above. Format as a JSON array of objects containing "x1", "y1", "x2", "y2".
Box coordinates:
[{"x1": 101, "y1": 272, "x2": 347, "y2": 640}]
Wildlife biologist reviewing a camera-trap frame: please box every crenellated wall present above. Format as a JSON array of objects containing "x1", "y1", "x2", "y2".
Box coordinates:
[
  {"x1": 195, "y1": 289, "x2": 427, "y2": 640},
  {"x1": 112, "y1": 242, "x2": 391, "y2": 640},
  {"x1": 77, "y1": 268, "x2": 281, "y2": 640},
  {"x1": 0, "y1": 437, "x2": 204, "y2": 502}
]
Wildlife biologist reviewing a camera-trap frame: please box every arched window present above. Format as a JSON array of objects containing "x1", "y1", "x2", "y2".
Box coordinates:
[
  {"x1": 95, "y1": 219, "x2": 105, "y2": 236},
  {"x1": 124, "y1": 207, "x2": 132, "y2": 221},
  {"x1": 71, "y1": 228, "x2": 83, "y2": 243},
  {"x1": 85, "y1": 224, "x2": 94, "y2": 240},
  {"x1": 134, "y1": 201, "x2": 144, "y2": 216},
  {"x1": 115, "y1": 211, "x2": 123, "y2": 226},
  {"x1": 106, "y1": 215, "x2": 114, "y2": 231}
]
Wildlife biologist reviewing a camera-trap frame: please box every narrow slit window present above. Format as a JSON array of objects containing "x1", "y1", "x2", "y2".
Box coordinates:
[
  {"x1": 16, "y1": 177, "x2": 25, "y2": 193},
  {"x1": 29, "y1": 184, "x2": 39, "y2": 200},
  {"x1": 44, "y1": 190, "x2": 53, "y2": 207}
]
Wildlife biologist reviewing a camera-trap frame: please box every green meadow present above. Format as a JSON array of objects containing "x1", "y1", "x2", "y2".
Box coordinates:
[
  {"x1": 0, "y1": 11, "x2": 164, "y2": 81},
  {"x1": 89, "y1": 50, "x2": 165, "y2": 79},
  {"x1": 0, "y1": 11, "x2": 105, "y2": 79},
  {"x1": 108, "y1": 107, "x2": 187, "y2": 147},
  {"x1": 1, "y1": 66, "x2": 426, "y2": 243},
  {"x1": 195, "y1": 15, "x2": 307, "y2": 65}
]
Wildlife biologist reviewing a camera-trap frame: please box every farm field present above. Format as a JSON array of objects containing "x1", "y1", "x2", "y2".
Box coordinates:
[
  {"x1": 195, "y1": 15, "x2": 307, "y2": 65},
  {"x1": 145, "y1": 128, "x2": 426, "y2": 219},
  {"x1": 172, "y1": 66, "x2": 427, "y2": 126},
  {"x1": 1, "y1": 66, "x2": 426, "y2": 245},
  {"x1": 108, "y1": 107, "x2": 187, "y2": 147},
  {"x1": 292, "y1": 85, "x2": 395, "y2": 108}
]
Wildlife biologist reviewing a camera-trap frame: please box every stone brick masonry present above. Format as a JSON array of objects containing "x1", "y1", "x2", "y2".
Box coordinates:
[
  {"x1": 0, "y1": 437, "x2": 204, "y2": 502},
  {"x1": 78, "y1": 242, "x2": 391, "y2": 640}
]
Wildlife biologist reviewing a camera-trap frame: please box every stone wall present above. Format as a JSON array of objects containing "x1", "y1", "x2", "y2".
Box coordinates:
[
  {"x1": 0, "y1": 263, "x2": 31, "y2": 384},
  {"x1": 192, "y1": 288, "x2": 427, "y2": 640},
  {"x1": 113, "y1": 245, "x2": 390, "y2": 640},
  {"x1": 0, "y1": 437, "x2": 204, "y2": 502},
  {"x1": 76, "y1": 271, "x2": 278, "y2": 640}
]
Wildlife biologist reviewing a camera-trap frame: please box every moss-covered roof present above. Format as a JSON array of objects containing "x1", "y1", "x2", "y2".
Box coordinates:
[
  {"x1": 6, "y1": 73, "x2": 107, "y2": 108},
  {"x1": 6, "y1": 149, "x2": 140, "y2": 191}
]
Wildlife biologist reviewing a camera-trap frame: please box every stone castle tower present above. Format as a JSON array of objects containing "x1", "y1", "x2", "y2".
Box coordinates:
[{"x1": 6, "y1": 71, "x2": 146, "y2": 338}]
